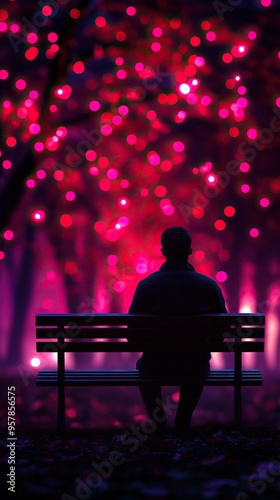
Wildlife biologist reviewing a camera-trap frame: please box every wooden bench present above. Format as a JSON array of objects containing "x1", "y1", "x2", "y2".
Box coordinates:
[{"x1": 35, "y1": 313, "x2": 265, "y2": 431}]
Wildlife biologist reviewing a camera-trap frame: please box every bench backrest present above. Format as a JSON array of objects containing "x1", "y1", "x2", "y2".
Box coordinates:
[{"x1": 36, "y1": 313, "x2": 265, "y2": 355}]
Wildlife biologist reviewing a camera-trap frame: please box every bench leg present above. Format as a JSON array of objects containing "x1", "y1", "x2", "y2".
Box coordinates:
[
  {"x1": 234, "y1": 385, "x2": 242, "y2": 428},
  {"x1": 57, "y1": 384, "x2": 65, "y2": 432}
]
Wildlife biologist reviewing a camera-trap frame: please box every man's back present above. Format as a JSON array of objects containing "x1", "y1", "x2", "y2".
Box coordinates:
[
  {"x1": 129, "y1": 260, "x2": 227, "y2": 374},
  {"x1": 129, "y1": 261, "x2": 226, "y2": 315}
]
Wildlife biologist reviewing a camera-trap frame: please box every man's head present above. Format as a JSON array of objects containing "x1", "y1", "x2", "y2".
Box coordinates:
[{"x1": 161, "y1": 226, "x2": 192, "y2": 261}]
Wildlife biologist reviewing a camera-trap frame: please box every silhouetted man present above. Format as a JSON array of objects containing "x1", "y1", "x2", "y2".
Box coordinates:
[{"x1": 129, "y1": 226, "x2": 227, "y2": 434}]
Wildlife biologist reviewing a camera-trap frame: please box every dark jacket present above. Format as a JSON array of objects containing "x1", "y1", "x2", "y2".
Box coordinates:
[{"x1": 128, "y1": 260, "x2": 227, "y2": 374}]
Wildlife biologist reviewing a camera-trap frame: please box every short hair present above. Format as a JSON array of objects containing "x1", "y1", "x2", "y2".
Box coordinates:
[{"x1": 161, "y1": 226, "x2": 192, "y2": 260}]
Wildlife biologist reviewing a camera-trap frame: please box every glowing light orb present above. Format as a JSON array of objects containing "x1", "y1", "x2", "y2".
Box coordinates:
[
  {"x1": 0, "y1": 69, "x2": 8, "y2": 79},
  {"x1": 173, "y1": 141, "x2": 184, "y2": 152},
  {"x1": 126, "y1": 134, "x2": 137, "y2": 144},
  {"x1": 60, "y1": 214, "x2": 73, "y2": 228},
  {"x1": 200, "y1": 163, "x2": 211, "y2": 174},
  {"x1": 118, "y1": 105, "x2": 129, "y2": 115},
  {"x1": 42, "y1": 5, "x2": 52, "y2": 16},
  {"x1": 155, "y1": 186, "x2": 167, "y2": 197},
  {"x1": 240, "y1": 162, "x2": 250, "y2": 173},
  {"x1": 6, "y1": 137, "x2": 17, "y2": 147},
  {"x1": 15, "y1": 79, "x2": 26, "y2": 90},
  {"x1": 136, "y1": 261, "x2": 148, "y2": 274},
  {"x1": 194, "y1": 250, "x2": 205, "y2": 261},
  {"x1": 219, "y1": 108, "x2": 229, "y2": 118},
  {"x1": 116, "y1": 216, "x2": 129, "y2": 228},
  {"x1": 151, "y1": 42, "x2": 161, "y2": 52},
  {"x1": 260, "y1": 0, "x2": 271, "y2": 6},
  {"x1": 70, "y1": 9, "x2": 80, "y2": 19},
  {"x1": 117, "y1": 69, "x2": 127, "y2": 79},
  {"x1": 194, "y1": 56, "x2": 205, "y2": 67},
  {"x1": 250, "y1": 228, "x2": 259, "y2": 238},
  {"x1": 2, "y1": 160, "x2": 11, "y2": 169},
  {"x1": 222, "y1": 53, "x2": 233, "y2": 63},
  {"x1": 48, "y1": 32, "x2": 58, "y2": 42},
  {"x1": 201, "y1": 95, "x2": 211, "y2": 106},
  {"x1": 206, "y1": 174, "x2": 217, "y2": 185},
  {"x1": 3, "y1": 230, "x2": 14, "y2": 241},
  {"x1": 116, "y1": 31, "x2": 126, "y2": 41},
  {"x1": 10, "y1": 24, "x2": 19, "y2": 33},
  {"x1": 214, "y1": 220, "x2": 226, "y2": 231},
  {"x1": 118, "y1": 197, "x2": 130, "y2": 208},
  {"x1": 247, "y1": 128, "x2": 257, "y2": 139},
  {"x1": 148, "y1": 151, "x2": 160, "y2": 165},
  {"x1": 113, "y1": 281, "x2": 126, "y2": 292},
  {"x1": 31, "y1": 210, "x2": 46, "y2": 223},
  {"x1": 26, "y1": 179, "x2": 36, "y2": 188},
  {"x1": 101, "y1": 124, "x2": 113, "y2": 136},
  {"x1": 229, "y1": 127, "x2": 239, "y2": 137},
  {"x1": 160, "y1": 199, "x2": 175, "y2": 216},
  {"x1": 248, "y1": 31, "x2": 257, "y2": 40},
  {"x1": 99, "y1": 179, "x2": 111, "y2": 191},
  {"x1": 34, "y1": 141, "x2": 44, "y2": 152},
  {"x1": 27, "y1": 33, "x2": 38, "y2": 44},
  {"x1": 216, "y1": 271, "x2": 228, "y2": 283},
  {"x1": 89, "y1": 100, "x2": 100, "y2": 111},
  {"x1": 186, "y1": 93, "x2": 198, "y2": 105},
  {"x1": 65, "y1": 191, "x2": 76, "y2": 201},
  {"x1": 29, "y1": 123, "x2": 41, "y2": 135},
  {"x1": 140, "y1": 188, "x2": 149, "y2": 197},
  {"x1": 98, "y1": 157, "x2": 109, "y2": 168},
  {"x1": 153, "y1": 27, "x2": 162, "y2": 37},
  {"x1": 54, "y1": 170, "x2": 64, "y2": 181},
  {"x1": 31, "y1": 358, "x2": 40, "y2": 367},
  {"x1": 224, "y1": 206, "x2": 235, "y2": 217},
  {"x1": 241, "y1": 184, "x2": 250, "y2": 193},
  {"x1": 190, "y1": 36, "x2": 200, "y2": 47},
  {"x1": 206, "y1": 31, "x2": 216, "y2": 42},
  {"x1": 201, "y1": 21, "x2": 210, "y2": 30},
  {"x1": 73, "y1": 61, "x2": 85, "y2": 74},
  {"x1": 56, "y1": 126, "x2": 67, "y2": 138},
  {"x1": 170, "y1": 18, "x2": 181, "y2": 29},
  {"x1": 94, "y1": 221, "x2": 106, "y2": 233},
  {"x1": 259, "y1": 197, "x2": 270, "y2": 207},
  {"x1": 95, "y1": 16, "x2": 106, "y2": 27},
  {"x1": 179, "y1": 83, "x2": 190, "y2": 95},
  {"x1": 88, "y1": 166, "x2": 99, "y2": 176},
  {"x1": 107, "y1": 255, "x2": 118, "y2": 265},
  {"x1": 126, "y1": 6, "x2": 136, "y2": 16},
  {"x1": 107, "y1": 168, "x2": 118, "y2": 179},
  {"x1": 85, "y1": 150, "x2": 96, "y2": 161}
]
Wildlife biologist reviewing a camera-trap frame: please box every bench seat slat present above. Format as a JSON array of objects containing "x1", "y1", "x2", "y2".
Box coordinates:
[
  {"x1": 36, "y1": 369, "x2": 262, "y2": 387},
  {"x1": 36, "y1": 327, "x2": 265, "y2": 339},
  {"x1": 36, "y1": 313, "x2": 265, "y2": 327},
  {"x1": 36, "y1": 341, "x2": 265, "y2": 353}
]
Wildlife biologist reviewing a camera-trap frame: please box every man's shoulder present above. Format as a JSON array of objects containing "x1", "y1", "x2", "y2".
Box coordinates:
[
  {"x1": 136, "y1": 271, "x2": 161, "y2": 286},
  {"x1": 193, "y1": 272, "x2": 220, "y2": 286}
]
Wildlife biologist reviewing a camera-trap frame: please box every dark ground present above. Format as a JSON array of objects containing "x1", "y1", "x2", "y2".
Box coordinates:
[{"x1": 0, "y1": 372, "x2": 280, "y2": 500}]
